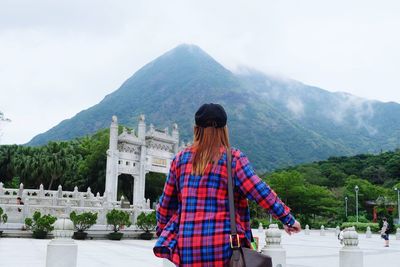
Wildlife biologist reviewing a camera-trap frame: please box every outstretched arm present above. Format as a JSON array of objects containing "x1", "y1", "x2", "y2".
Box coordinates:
[{"x1": 234, "y1": 150, "x2": 300, "y2": 232}]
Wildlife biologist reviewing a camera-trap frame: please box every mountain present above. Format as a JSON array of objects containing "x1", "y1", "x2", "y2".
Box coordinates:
[{"x1": 27, "y1": 44, "x2": 400, "y2": 171}]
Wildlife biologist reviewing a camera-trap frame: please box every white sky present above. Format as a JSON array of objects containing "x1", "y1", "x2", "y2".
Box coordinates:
[{"x1": 1, "y1": 0, "x2": 400, "y2": 145}]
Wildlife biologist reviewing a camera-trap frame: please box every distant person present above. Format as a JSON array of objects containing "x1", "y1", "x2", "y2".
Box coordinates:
[
  {"x1": 380, "y1": 217, "x2": 390, "y2": 247},
  {"x1": 154, "y1": 103, "x2": 301, "y2": 266},
  {"x1": 17, "y1": 197, "x2": 24, "y2": 212}
]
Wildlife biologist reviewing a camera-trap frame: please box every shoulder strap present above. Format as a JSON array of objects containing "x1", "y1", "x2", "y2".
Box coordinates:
[{"x1": 227, "y1": 147, "x2": 238, "y2": 237}]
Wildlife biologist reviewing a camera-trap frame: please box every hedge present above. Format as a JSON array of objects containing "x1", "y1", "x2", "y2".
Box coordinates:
[{"x1": 341, "y1": 222, "x2": 379, "y2": 233}]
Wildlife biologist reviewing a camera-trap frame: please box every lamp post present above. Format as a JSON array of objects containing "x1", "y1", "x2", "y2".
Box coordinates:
[
  {"x1": 345, "y1": 196, "x2": 348, "y2": 218},
  {"x1": 395, "y1": 187, "x2": 400, "y2": 224},
  {"x1": 355, "y1": 185, "x2": 359, "y2": 223}
]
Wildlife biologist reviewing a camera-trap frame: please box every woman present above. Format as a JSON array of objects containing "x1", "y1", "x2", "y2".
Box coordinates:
[{"x1": 154, "y1": 103, "x2": 301, "y2": 266}]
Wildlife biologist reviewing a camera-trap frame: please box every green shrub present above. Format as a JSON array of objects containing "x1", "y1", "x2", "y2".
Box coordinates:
[
  {"x1": 70, "y1": 211, "x2": 98, "y2": 232},
  {"x1": 25, "y1": 211, "x2": 57, "y2": 236},
  {"x1": 0, "y1": 207, "x2": 8, "y2": 224},
  {"x1": 341, "y1": 222, "x2": 379, "y2": 233},
  {"x1": 106, "y1": 209, "x2": 132, "y2": 233},
  {"x1": 136, "y1": 211, "x2": 156, "y2": 233},
  {"x1": 346, "y1": 215, "x2": 369, "y2": 223},
  {"x1": 308, "y1": 221, "x2": 328, "y2": 229}
]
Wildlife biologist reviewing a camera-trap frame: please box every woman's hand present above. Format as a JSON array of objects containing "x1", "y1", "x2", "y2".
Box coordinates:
[{"x1": 283, "y1": 220, "x2": 301, "y2": 235}]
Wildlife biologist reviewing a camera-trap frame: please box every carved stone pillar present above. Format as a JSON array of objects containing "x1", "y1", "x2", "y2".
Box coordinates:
[
  {"x1": 339, "y1": 227, "x2": 363, "y2": 267},
  {"x1": 261, "y1": 224, "x2": 286, "y2": 267}
]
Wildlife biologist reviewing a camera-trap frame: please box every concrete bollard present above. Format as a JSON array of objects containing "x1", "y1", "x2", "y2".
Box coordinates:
[
  {"x1": 305, "y1": 224, "x2": 310, "y2": 235},
  {"x1": 258, "y1": 222, "x2": 264, "y2": 233},
  {"x1": 396, "y1": 228, "x2": 400, "y2": 240},
  {"x1": 339, "y1": 227, "x2": 363, "y2": 267},
  {"x1": 320, "y1": 225, "x2": 325, "y2": 236},
  {"x1": 46, "y1": 214, "x2": 77, "y2": 267},
  {"x1": 365, "y1": 226, "x2": 372, "y2": 238},
  {"x1": 335, "y1": 226, "x2": 340, "y2": 236},
  {"x1": 261, "y1": 224, "x2": 286, "y2": 267}
]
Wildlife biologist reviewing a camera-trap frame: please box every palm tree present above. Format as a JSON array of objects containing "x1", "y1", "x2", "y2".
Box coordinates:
[{"x1": 42, "y1": 142, "x2": 74, "y2": 190}]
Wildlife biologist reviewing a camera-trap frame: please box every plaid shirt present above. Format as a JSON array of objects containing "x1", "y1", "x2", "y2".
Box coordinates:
[{"x1": 153, "y1": 147, "x2": 295, "y2": 266}]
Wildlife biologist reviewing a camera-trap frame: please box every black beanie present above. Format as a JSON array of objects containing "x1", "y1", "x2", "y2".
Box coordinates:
[{"x1": 195, "y1": 103, "x2": 227, "y2": 128}]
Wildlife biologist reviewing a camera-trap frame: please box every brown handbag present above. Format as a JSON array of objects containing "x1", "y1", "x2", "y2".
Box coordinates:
[{"x1": 227, "y1": 148, "x2": 272, "y2": 267}]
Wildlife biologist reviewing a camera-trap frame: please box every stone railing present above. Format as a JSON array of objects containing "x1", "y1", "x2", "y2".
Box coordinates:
[{"x1": 0, "y1": 182, "x2": 152, "y2": 225}]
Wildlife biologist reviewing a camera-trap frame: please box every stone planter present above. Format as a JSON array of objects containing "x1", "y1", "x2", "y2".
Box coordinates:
[
  {"x1": 140, "y1": 232, "x2": 153, "y2": 240},
  {"x1": 108, "y1": 232, "x2": 123, "y2": 240},
  {"x1": 33, "y1": 230, "x2": 48, "y2": 239},
  {"x1": 73, "y1": 231, "x2": 88, "y2": 240}
]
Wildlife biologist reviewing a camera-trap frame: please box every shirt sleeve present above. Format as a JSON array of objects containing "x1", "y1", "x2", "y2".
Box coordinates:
[
  {"x1": 233, "y1": 150, "x2": 295, "y2": 226},
  {"x1": 156, "y1": 156, "x2": 179, "y2": 237}
]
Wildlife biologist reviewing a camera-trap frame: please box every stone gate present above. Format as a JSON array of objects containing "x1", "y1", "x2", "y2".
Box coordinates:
[{"x1": 105, "y1": 115, "x2": 179, "y2": 208}]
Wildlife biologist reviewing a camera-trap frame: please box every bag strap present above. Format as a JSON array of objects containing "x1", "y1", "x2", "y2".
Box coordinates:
[{"x1": 226, "y1": 147, "x2": 240, "y2": 248}]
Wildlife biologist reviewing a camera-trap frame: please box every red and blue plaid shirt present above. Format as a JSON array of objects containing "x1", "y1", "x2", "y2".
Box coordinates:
[{"x1": 153, "y1": 147, "x2": 295, "y2": 266}]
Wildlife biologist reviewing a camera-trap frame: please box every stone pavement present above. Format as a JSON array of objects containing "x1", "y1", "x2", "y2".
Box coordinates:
[{"x1": 0, "y1": 230, "x2": 399, "y2": 267}]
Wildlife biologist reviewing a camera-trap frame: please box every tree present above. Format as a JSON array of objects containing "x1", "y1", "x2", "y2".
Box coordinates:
[
  {"x1": 265, "y1": 171, "x2": 339, "y2": 224},
  {"x1": 0, "y1": 145, "x2": 18, "y2": 183}
]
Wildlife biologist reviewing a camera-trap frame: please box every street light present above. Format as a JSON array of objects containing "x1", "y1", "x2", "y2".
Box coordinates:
[
  {"x1": 345, "y1": 196, "x2": 348, "y2": 218},
  {"x1": 395, "y1": 187, "x2": 400, "y2": 224},
  {"x1": 355, "y1": 185, "x2": 359, "y2": 223}
]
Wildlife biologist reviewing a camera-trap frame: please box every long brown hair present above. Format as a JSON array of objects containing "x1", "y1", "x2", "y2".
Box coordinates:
[{"x1": 192, "y1": 126, "x2": 230, "y2": 175}]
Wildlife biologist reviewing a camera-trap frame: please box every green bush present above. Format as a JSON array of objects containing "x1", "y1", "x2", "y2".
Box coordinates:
[
  {"x1": 308, "y1": 221, "x2": 328, "y2": 229},
  {"x1": 0, "y1": 207, "x2": 8, "y2": 224},
  {"x1": 341, "y1": 222, "x2": 379, "y2": 233},
  {"x1": 70, "y1": 211, "x2": 98, "y2": 232},
  {"x1": 136, "y1": 211, "x2": 156, "y2": 233},
  {"x1": 25, "y1": 211, "x2": 57, "y2": 237},
  {"x1": 346, "y1": 215, "x2": 369, "y2": 223},
  {"x1": 106, "y1": 209, "x2": 132, "y2": 233}
]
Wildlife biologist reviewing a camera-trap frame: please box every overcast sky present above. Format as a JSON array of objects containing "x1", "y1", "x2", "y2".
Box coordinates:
[{"x1": 1, "y1": 0, "x2": 399, "y2": 145}]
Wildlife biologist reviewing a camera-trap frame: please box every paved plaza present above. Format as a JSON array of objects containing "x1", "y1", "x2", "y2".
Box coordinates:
[{"x1": 0, "y1": 230, "x2": 399, "y2": 267}]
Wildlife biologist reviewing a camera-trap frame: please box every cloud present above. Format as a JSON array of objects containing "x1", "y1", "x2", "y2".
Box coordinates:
[
  {"x1": 328, "y1": 93, "x2": 377, "y2": 135},
  {"x1": 286, "y1": 98, "x2": 305, "y2": 118}
]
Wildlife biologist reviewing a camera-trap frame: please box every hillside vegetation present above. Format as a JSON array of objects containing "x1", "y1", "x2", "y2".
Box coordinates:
[{"x1": 2, "y1": 128, "x2": 400, "y2": 227}]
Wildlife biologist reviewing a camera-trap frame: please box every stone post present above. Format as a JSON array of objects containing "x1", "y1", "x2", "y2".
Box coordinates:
[
  {"x1": 396, "y1": 228, "x2": 400, "y2": 240},
  {"x1": 365, "y1": 226, "x2": 372, "y2": 238},
  {"x1": 339, "y1": 227, "x2": 363, "y2": 267},
  {"x1": 46, "y1": 214, "x2": 77, "y2": 267},
  {"x1": 305, "y1": 224, "x2": 310, "y2": 235},
  {"x1": 320, "y1": 225, "x2": 325, "y2": 236},
  {"x1": 87, "y1": 187, "x2": 93, "y2": 199},
  {"x1": 57, "y1": 185, "x2": 63, "y2": 198},
  {"x1": 18, "y1": 183, "x2": 24, "y2": 197},
  {"x1": 172, "y1": 123, "x2": 179, "y2": 154},
  {"x1": 39, "y1": 184, "x2": 45, "y2": 198},
  {"x1": 105, "y1": 115, "x2": 119, "y2": 201},
  {"x1": 261, "y1": 224, "x2": 286, "y2": 267},
  {"x1": 258, "y1": 222, "x2": 264, "y2": 233},
  {"x1": 73, "y1": 186, "x2": 79, "y2": 199},
  {"x1": 0, "y1": 182, "x2": 4, "y2": 196},
  {"x1": 335, "y1": 226, "x2": 340, "y2": 236}
]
